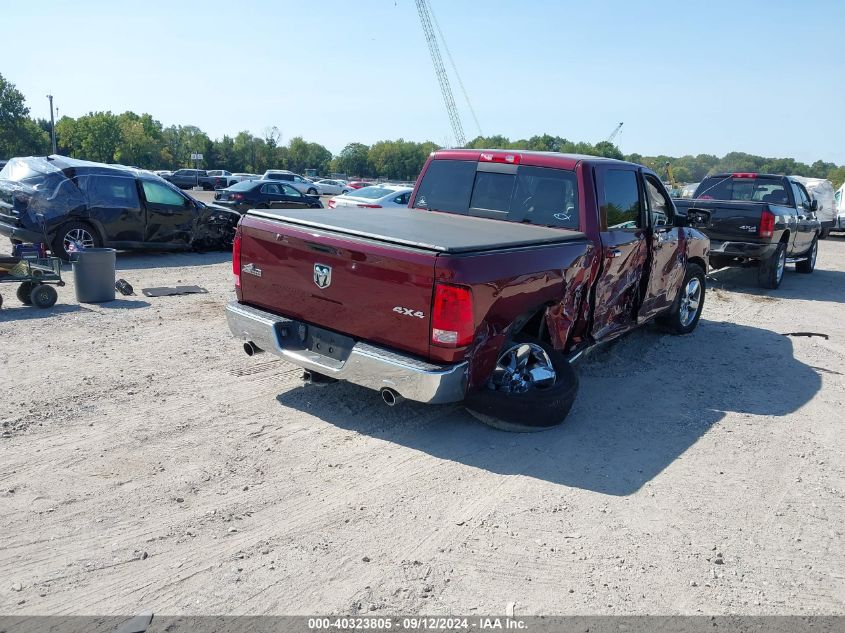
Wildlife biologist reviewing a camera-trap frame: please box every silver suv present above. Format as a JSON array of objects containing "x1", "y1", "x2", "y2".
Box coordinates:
[{"x1": 261, "y1": 170, "x2": 319, "y2": 195}]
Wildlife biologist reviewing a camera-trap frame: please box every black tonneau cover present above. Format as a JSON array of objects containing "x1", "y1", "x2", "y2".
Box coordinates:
[{"x1": 247, "y1": 207, "x2": 585, "y2": 254}]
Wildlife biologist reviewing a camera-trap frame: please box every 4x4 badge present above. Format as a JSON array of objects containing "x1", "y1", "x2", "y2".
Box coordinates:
[
  {"x1": 314, "y1": 263, "x2": 332, "y2": 289},
  {"x1": 242, "y1": 263, "x2": 262, "y2": 277}
]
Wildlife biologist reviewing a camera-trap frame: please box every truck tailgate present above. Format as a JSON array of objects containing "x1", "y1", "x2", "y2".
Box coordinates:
[
  {"x1": 679, "y1": 200, "x2": 772, "y2": 242},
  {"x1": 238, "y1": 213, "x2": 438, "y2": 359}
]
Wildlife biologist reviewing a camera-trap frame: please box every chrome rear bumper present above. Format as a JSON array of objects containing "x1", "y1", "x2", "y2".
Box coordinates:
[{"x1": 225, "y1": 301, "x2": 467, "y2": 404}]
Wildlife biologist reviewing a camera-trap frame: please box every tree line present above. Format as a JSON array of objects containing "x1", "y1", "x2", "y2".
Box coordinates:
[{"x1": 2, "y1": 73, "x2": 843, "y2": 188}]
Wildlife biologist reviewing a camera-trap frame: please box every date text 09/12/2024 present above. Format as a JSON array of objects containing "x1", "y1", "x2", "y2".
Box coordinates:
[{"x1": 307, "y1": 617, "x2": 527, "y2": 630}]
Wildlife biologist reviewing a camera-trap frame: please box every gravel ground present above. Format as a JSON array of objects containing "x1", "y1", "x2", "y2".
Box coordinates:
[{"x1": 1, "y1": 236, "x2": 844, "y2": 616}]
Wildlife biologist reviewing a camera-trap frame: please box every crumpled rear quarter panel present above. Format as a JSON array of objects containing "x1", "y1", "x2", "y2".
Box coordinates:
[{"x1": 434, "y1": 241, "x2": 598, "y2": 389}]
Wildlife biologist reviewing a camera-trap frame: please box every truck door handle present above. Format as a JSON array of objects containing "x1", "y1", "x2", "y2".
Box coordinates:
[
  {"x1": 607, "y1": 248, "x2": 623, "y2": 258},
  {"x1": 797, "y1": 215, "x2": 806, "y2": 220}
]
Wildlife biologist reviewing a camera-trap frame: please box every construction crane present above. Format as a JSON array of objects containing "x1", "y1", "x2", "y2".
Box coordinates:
[
  {"x1": 665, "y1": 162, "x2": 679, "y2": 191},
  {"x1": 606, "y1": 122, "x2": 624, "y2": 143},
  {"x1": 415, "y1": 0, "x2": 466, "y2": 147},
  {"x1": 428, "y1": 3, "x2": 482, "y2": 138}
]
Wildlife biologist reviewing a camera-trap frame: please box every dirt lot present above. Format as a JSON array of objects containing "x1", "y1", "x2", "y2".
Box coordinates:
[{"x1": 1, "y1": 236, "x2": 844, "y2": 616}]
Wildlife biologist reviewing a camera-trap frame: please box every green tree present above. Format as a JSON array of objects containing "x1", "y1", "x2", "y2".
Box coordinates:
[
  {"x1": 286, "y1": 136, "x2": 332, "y2": 175},
  {"x1": 114, "y1": 112, "x2": 165, "y2": 168},
  {"x1": 0, "y1": 73, "x2": 50, "y2": 157},
  {"x1": 827, "y1": 167, "x2": 845, "y2": 190},
  {"x1": 335, "y1": 142, "x2": 370, "y2": 177}
]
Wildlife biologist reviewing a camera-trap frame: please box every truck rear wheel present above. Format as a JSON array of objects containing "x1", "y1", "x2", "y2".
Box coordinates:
[
  {"x1": 758, "y1": 242, "x2": 786, "y2": 289},
  {"x1": 465, "y1": 338, "x2": 578, "y2": 432}
]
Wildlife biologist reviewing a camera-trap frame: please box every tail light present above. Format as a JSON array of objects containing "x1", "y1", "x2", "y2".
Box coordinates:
[
  {"x1": 232, "y1": 232, "x2": 242, "y2": 288},
  {"x1": 231, "y1": 193, "x2": 244, "y2": 201},
  {"x1": 732, "y1": 172, "x2": 758, "y2": 179},
  {"x1": 431, "y1": 283, "x2": 474, "y2": 348},
  {"x1": 356, "y1": 204, "x2": 382, "y2": 208},
  {"x1": 759, "y1": 208, "x2": 775, "y2": 238},
  {"x1": 328, "y1": 199, "x2": 336, "y2": 208}
]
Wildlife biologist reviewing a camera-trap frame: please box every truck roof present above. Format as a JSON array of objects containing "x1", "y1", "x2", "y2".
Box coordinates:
[
  {"x1": 432, "y1": 149, "x2": 638, "y2": 171},
  {"x1": 706, "y1": 173, "x2": 790, "y2": 180}
]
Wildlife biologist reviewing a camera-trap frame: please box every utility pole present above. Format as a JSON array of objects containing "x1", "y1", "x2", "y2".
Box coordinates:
[{"x1": 46, "y1": 94, "x2": 57, "y2": 154}]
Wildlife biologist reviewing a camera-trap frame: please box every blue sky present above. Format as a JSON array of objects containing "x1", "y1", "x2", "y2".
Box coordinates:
[{"x1": 5, "y1": 0, "x2": 845, "y2": 164}]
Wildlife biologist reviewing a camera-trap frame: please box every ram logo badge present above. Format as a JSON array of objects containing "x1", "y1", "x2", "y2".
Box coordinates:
[
  {"x1": 242, "y1": 263, "x2": 262, "y2": 277},
  {"x1": 393, "y1": 306, "x2": 425, "y2": 319},
  {"x1": 314, "y1": 263, "x2": 332, "y2": 289}
]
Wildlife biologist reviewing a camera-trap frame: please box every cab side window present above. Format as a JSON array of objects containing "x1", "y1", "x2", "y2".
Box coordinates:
[
  {"x1": 261, "y1": 183, "x2": 281, "y2": 195},
  {"x1": 281, "y1": 184, "x2": 302, "y2": 197},
  {"x1": 603, "y1": 169, "x2": 642, "y2": 230},
  {"x1": 790, "y1": 183, "x2": 808, "y2": 210},
  {"x1": 142, "y1": 180, "x2": 188, "y2": 207},
  {"x1": 797, "y1": 184, "x2": 811, "y2": 210},
  {"x1": 643, "y1": 175, "x2": 674, "y2": 228},
  {"x1": 393, "y1": 192, "x2": 410, "y2": 205}
]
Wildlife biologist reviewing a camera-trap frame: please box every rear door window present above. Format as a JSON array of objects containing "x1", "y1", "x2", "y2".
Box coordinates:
[
  {"x1": 85, "y1": 175, "x2": 140, "y2": 208},
  {"x1": 261, "y1": 183, "x2": 282, "y2": 195},
  {"x1": 413, "y1": 160, "x2": 579, "y2": 229}
]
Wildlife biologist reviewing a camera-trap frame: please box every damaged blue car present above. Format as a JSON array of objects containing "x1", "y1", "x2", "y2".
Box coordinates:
[{"x1": 0, "y1": 155, "x2": 241, "y2": 260}]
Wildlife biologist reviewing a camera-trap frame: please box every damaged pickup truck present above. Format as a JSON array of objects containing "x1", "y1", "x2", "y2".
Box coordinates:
[
  {"x1": 226, "y1": 150, "x2": 710, "y2": 430},
  {"x1": 0, "y1": 156, "x2": 240, "y2": 260}
]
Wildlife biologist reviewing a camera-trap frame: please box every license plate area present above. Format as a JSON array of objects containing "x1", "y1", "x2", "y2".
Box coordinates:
[{"x1": 275, "y1": 318, "x2": 354, "y2": 363}]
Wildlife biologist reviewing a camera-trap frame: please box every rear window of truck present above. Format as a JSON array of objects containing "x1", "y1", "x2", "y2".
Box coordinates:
[
  {"x1": 413, "y1": 160, "x2": 579, "y2": 230},
  {"x1": 694, "y1": 176, "x2": 789, "y2": 204}
]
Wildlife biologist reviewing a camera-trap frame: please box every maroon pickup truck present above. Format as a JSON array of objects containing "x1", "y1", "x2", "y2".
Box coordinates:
[{"x1": 225, "y1": 150, "x2": 710, "y2": 431}]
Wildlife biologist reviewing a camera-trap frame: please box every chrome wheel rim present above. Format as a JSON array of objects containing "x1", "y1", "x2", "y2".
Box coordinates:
[
  {"x1": 776, "y1": 248, "x2": 786, "y2": 282},
  {"x1": 63, "y1": 228, "x2": 95, "y2": 253},
  {"x1": 490, "y1": 343, "x2": 556, "y2": 394},
  {"x1": 679, "y1": 277, "x2": 702, "y2": 327}
]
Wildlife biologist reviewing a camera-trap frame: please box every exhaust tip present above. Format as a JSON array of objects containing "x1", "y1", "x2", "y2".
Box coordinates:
[
  {"x1": 380, "y1": 388, "x2": 403, "y2": 407},
  {"x1": 243, "y1": 341, "x2": 262, "y2": 356}
]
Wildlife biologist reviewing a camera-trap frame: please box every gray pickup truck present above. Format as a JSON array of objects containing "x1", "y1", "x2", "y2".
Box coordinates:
[{"x1": 674, "y1": 173, "x2": 821, "y2": 288}]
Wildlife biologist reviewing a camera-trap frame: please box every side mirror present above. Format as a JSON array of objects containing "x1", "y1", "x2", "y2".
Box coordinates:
[
  {"x1": 809, "y1": 199, "x2": 818, "y2": 212},
  {"x1": 683, "y1": 209, "x2": 710, "y2": 228},
  {"x1": 673, "y1": 214, "x2": 688, "y2": 228}
]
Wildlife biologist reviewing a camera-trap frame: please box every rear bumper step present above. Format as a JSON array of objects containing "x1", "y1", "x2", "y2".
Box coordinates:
[
  {"x1": 709, "y1": 240, "x2": 778, "y2": 259},
  {"x1": 225, "y1": 301, "x2": 467, "y2": 404}
]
